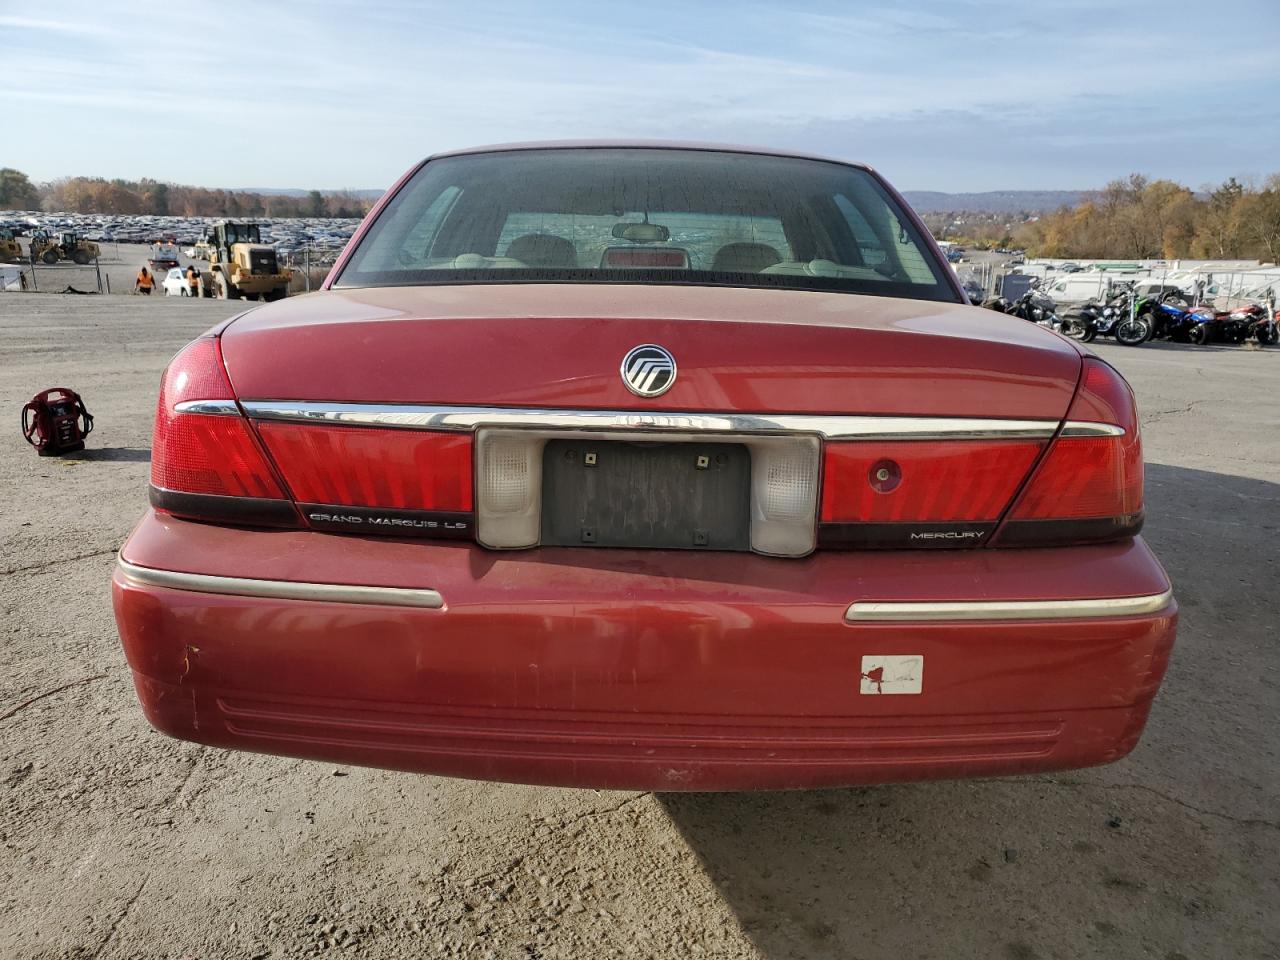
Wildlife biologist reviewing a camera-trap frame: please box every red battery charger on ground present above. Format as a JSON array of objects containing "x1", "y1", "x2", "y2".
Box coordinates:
[{"x1": 22, "y1": 387, "x2": 94, "y2": 456}]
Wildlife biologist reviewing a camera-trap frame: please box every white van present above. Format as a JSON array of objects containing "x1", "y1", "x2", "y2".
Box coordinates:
[{"x1": 1042, "y1": 273, "x2": 1112, "y2": 304}]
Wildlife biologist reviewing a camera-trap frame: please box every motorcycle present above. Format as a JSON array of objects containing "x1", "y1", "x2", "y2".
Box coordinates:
[
  {"x1": 982, "y1": 289, "x2": 1059, "y2": 327},
  {"x1": 1059, "y1": 302, "x2": 1105, "y2": 343},
  {"x1": 1193, "y1": 303, "x2": 1277, "y2": 345},
  {"x1": 1248, "y1": 310, "x2": 1279, "y2": 345},
  {"x1": 1084, "y1": 292, "x2": 1150, "y2": 346},
  {"x1": 1139, "y1": 297, "x2": 1217, "y2": 343}
]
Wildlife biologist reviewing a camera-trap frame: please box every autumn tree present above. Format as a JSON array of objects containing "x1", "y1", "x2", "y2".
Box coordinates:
[
  {"x1": 29, "y1": 174, "x2": 374, "y2": 219},
  {"x1": 1014, "y1": 174, "x2": 1264, "y2": 261},
  {"x1": 1240, "y1": 176, "x2": 1280, "y2": 263},
  {"x1": 1194, "y1": 177, "x2": 1247, "y2": 257},
  {"x1": 141, "y1": 179, "x2": 170, "y2": 216},
  {"x1": 0, "y1": 168, "x2": 40, "y2": 210}
]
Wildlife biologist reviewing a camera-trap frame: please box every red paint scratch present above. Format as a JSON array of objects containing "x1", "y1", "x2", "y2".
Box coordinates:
[{"x1": 860, "y1": 665, "x2": 885, "y2": 694}]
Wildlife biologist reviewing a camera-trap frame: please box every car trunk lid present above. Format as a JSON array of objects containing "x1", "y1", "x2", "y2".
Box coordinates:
[{"x1": 218, "y1": 284, "x2": 1080, "y2": 418}]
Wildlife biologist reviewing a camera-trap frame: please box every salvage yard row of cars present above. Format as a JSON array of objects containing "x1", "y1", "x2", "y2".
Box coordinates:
[
  {"x1": 111, "y1": 142, "x2": 1176, "y2": 792},
  {"x1": 0, "y1": 213, "x2": 362, "y2": 256}
]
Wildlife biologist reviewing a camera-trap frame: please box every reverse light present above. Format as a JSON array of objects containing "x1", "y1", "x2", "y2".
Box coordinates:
[
  {"x1": 750, "y1": 439, "x2": 820, "y2": 556},
  {"x1": 475, "y1": 432, "x2": 541, "y2": 548}
]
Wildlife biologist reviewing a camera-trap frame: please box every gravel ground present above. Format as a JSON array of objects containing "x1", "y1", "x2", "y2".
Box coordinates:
[{"x1": 0, "y1": 292, "x2": 1276, "y2": 960}]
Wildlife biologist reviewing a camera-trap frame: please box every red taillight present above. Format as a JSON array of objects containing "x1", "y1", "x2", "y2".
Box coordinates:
[
  {"x1": 999, "y1": 359, "x2": 1143, "y2": 545},
  {"x1": 153, "y1": 413, "x2": 284, "y2": 498},
  {"x1": 1006, "y1": 436, "x2": 1141, "y2": 519},
  {"x1": 821, "y1": 440, "x2": 1043, "y2": 523},
  {"x1": 256, "y1": 422, "x2": 473, "y2": 512},
  {"x1": 147, "y1": 338, "x2": 472, "y2": 537},
  {"x1": 150, "y1": 338, "x2": 292, "y2": 524},
  {"x1": 818, "y1": 360, "x2": 1142, "y2": 549}
]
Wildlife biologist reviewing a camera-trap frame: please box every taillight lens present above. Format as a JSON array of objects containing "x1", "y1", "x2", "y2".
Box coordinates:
[
  {"x1": 256, "y1": 422, "x2": 473, "y2": 512},
  {"x1": 148, "y1": 337, "x2": 472, "y2": 536},
  {"x1": 1005, "y1": 436, "x2": 1141, "y2": 520},
  {"x1": 151, "y1": 338, "x2": 291, "y2": 521},
  {"x1": 153, "y1": 413, "x2": 285, "y2": 499},
  {"x1": 821, "y1": 440, "x2": 1042, "y2": 523},
  {"x1": 999, "y1": 359, "x2": 1143, "y2": 545}
]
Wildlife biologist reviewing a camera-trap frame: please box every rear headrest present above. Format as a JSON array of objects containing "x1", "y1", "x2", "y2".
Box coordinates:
[
  {"x1": 506, "y1": 234, "x2": 578, "y2": 269},
  {"x1": 711, "y1": 242, "x2": 782, "y2": 273}
]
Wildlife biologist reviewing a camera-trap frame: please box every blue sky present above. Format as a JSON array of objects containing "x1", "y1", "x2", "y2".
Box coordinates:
[{"x1": 5, "y1": 0, "x2": 1279, "y2": 192}]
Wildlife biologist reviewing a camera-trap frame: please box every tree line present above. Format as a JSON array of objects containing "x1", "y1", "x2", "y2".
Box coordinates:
[
  {"x1": 1014, "y1": 175, "x2": 1280, "y2": 262},
  {"x1": 924, "y1": 174, "x2": 1280, "y2": 264},
  {"x1": 0, "y1": 168, "x2": 375, "y2": 219},
  {"x1": 8, "y1": 164, "x2": 1280, "y2": 261}
]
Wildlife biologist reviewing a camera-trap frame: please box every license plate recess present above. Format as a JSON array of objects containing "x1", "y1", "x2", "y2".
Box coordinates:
[{"x1": 540, "y1": 438, "x2": 751, "y2": 550}]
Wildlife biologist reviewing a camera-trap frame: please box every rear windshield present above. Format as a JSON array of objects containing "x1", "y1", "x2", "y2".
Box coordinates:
[{"x1": 334, "y1": 148, "x2": 959, "y2": 302}]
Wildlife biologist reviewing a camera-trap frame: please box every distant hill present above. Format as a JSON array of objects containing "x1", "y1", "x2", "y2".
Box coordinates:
[
  {"x1": 228, "y1": 187, "x2": 1082, "y2": 213},
  {"x1": 902, "y1": 190, "x2": 1086, "y2": 214},
  {"x1": 228, "y1": 187, "x2": 385, "y2": 199}
]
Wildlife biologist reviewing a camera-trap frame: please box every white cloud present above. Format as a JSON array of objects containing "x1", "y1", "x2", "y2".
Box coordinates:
[{"x1": 0, "y1": 14, "x2": 121, "y2": 37}]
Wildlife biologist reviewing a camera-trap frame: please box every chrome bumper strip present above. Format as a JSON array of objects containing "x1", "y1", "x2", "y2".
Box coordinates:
[
  {"x1": 116, "y1": 558, "x2": 1170, "y2": 621},
  {"x1": 238, "y1": 401, "x2": 1060, "y2": 441},
  {"x1": 845, "y1": 589, "x2": 1173, "y2": 622},
  {"x1": 116, "y1": 558, "x2": 444, "y2": 609}
]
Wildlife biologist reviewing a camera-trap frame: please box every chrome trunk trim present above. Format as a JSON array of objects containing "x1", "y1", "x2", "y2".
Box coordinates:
[
  {"x1": 1060, "y1": 421, "x2": 1126, "y2": 438},
  {"x1": 845, "y1": 589, "x2": 1173, "y2": 622},
  {"x1": 174, "y1": 399, "x2": 242, "y2": 416},
  {"x1": 116, "y1": 558, "x2": 444, "y2": 609},
  {"x1": 239, "y1": 402, "x2": 1060, "y2": 441}
]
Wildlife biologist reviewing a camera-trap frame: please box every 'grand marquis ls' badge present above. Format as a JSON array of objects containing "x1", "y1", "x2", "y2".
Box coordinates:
[{"x1": 620, "y1": 344, "x2": 677, "y2": 398}]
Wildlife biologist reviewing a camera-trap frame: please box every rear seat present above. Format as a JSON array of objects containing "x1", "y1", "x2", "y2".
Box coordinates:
[
  {"x1": 711, "y1": 242, "x2": 781, "y2": 273},
  {"x1": 763, "y1": 258, "x2": 884, "y2": 281}
]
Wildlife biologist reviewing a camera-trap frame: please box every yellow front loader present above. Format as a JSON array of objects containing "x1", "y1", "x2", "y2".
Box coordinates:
[
  {"x1": 206, "y1": 221, "x2": 290, "y2": 301},
  {"x1": 0, "y1": 228, "x2": 22, "y2": 263},
  {"x1": 30, "y1": 230, "x2": 100, "y2": 265}
]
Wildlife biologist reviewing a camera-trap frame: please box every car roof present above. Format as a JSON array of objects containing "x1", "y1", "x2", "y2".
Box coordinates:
[{"x1": 427, "y1": 139, "x2": 874, "y2": 173}]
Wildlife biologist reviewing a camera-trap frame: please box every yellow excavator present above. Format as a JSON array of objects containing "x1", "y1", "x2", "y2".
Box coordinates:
[
  {"x1": 206, "y1": 221, "x2": 291, "y2": 301},
  {"x1": 0, "y1": 228, "x2": 22, "y2": 263},
  {"x1": 30, "y1": 230, "x2": 100, "y2": 265}
]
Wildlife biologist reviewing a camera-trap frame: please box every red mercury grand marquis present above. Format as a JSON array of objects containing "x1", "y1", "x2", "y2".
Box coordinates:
[{"x1": 112, "y1": 143, "x2": 1177, "y2": 791}]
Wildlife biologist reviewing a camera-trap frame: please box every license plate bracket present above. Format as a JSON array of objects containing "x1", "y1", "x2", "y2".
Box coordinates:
[{"x1": 540, "y1": 439, "x2": 751, "y2": 551}]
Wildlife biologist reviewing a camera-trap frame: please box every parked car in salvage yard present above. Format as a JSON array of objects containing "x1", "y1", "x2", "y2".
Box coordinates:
[
  {"x1": 160, "y1": 266, "x2": 189, "y2": 297},
  {"x1": 111, "y1": 142, "x2": 1177, "y2": 791}
]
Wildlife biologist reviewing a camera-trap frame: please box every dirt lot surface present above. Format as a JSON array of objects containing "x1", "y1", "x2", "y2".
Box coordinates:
[{"x1": 1, "y1": 292, "x2": 1276, "y2": 959}]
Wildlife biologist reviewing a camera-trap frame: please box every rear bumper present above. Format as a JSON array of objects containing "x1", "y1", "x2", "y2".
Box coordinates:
[{"x1": 112, "y1": 510, "x2": 1177, "y2": 791}]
